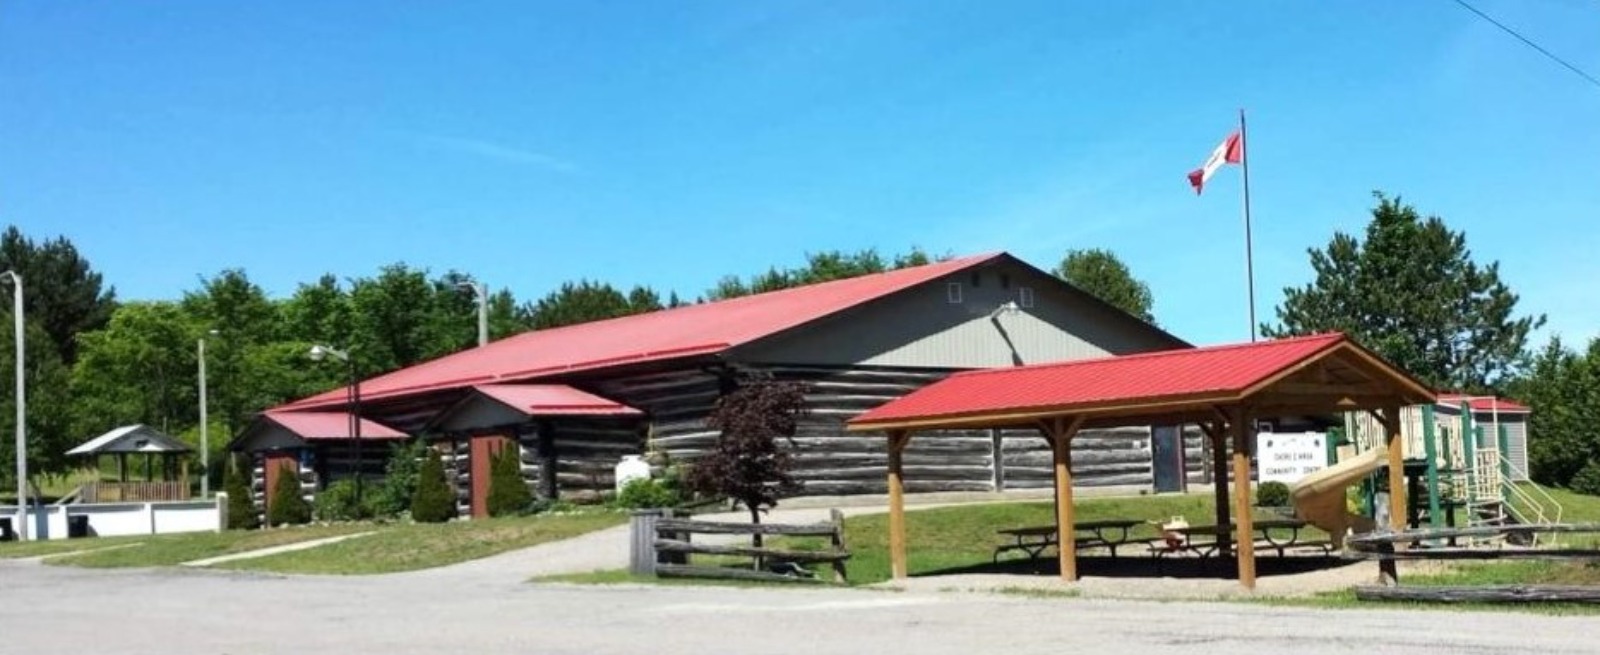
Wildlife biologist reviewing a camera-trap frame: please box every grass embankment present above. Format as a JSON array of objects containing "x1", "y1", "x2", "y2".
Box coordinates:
[
  {"x1": 219, "y1": 511, "x2": 627, "y2": 575},
  {"x1": 41, "y1": 524, "x2": 367, "y2": 567},
  {"x1": 545, "y1": 493, "x2": 1312, "y2": 586}
]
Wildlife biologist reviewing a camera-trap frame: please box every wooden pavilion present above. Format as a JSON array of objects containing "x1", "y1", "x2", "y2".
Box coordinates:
[
  {"x1": 66, "y1": 425, "x2": 193, "y2": 502},
  {"x1": 846, "y1": 333, "x2": 1435, "y2": 589}
]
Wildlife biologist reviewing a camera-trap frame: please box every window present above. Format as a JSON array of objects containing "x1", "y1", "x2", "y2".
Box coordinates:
[
  {"x1": 970, "y1": 272, "x2": 981, "y2": 287},
  {"x1": 1000, "y1": 273, "x2": 1011, "y2": 289},
  {"x1": 1018, "y1": 286, "x2": 1035, "y2": 308},
  {"x1": 947, "y1": 282, "x2": 963, "y2": 304}
]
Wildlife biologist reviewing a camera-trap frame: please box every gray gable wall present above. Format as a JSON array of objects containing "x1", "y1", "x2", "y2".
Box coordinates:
[{"x1": 732, "y1": 259, "x2": 1183, "y2": 369}]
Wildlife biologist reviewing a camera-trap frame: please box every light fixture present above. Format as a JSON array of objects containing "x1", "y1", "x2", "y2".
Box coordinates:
[{"x1": 988, "y1": 300, "x2": 1021, "y2": 319}]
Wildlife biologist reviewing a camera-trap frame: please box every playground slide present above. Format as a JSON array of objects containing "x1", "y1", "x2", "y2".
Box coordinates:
[{"x1": 1288, "y1": 447, "x2": 1383, "y2": 548}]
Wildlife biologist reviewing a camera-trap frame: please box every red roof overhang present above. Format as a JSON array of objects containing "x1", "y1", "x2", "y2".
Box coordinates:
[{"x1": 848, "y1": 333, "x2": 1435, "y2": 432}]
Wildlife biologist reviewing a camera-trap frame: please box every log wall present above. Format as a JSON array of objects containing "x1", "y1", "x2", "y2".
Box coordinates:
[{"x1": 586, "y1": 364, "x2": 1201, "y2": 497}]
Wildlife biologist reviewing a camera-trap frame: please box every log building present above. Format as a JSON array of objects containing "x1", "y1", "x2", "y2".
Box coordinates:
[{"x1": 240, "y1": 252, "x2": 1201, "y2": 514}]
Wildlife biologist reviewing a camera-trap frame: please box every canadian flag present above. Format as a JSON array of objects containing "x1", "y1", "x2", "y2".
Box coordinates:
[{"x1": 1187, "y1": 130, "x2": 1243, "y2": 195}]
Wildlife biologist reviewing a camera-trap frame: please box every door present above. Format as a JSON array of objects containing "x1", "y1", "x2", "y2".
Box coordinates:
[
  {"x1": 470, "y1": 434, "x2": 511, "y2": 518},
  {"x1": 263, "y1": 452, "x2": 299, "y2": 514},
  {"x1": 1151, "y1": 426, "x2": 1186, "y2": 493}
]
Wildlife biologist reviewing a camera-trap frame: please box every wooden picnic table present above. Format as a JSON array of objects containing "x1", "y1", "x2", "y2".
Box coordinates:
[
  {"x1": 994, "y1": 519, "x2": 1145, "y2": 562},
  {"x1": 1153, "y1": 519, "x2": 1333, "y2": 558}
]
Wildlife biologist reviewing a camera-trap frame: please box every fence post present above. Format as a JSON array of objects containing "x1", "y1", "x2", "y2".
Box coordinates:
[
  {"x1": 216, "y1": 492, "x2": 229, "y2": 533},
  {"x1": 629, "y1": 508, "x2": 678, "y2": 576},
  {"x1": 830, "y1": 508, "x2": 848, "y2": 584}
]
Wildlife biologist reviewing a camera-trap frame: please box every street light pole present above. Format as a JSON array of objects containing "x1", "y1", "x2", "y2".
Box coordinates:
[
  {"x1": 459, "y1": 281, "x2": 488, "y2": 347},
  {"x1": 309, "y1": 345, "x2": 362, "y2": 503},
  {"x1": 2, "y1": 271, "x2": 25, "y2": 541},
  {"x1": 197, "y1": 329, "x2": 218, "y2": 498}
]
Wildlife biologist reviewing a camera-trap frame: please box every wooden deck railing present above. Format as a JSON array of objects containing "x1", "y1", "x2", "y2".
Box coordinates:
[{"x1": 81, "y1": 481, "x2": 191, "y2": 503}]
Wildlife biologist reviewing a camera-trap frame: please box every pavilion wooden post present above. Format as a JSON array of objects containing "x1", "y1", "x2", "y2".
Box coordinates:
[
  {"x1": 1202, "y1": 422, "x2": 1232, "y2": 556},
  {"x1": 1380, "y1": 404, "x2": 1407, "y2": 584},
  {"x1": 1230, "y1": 407, "x2": 1258, "y2": 590},
  {"x1": 886, "y1": 429, "x2": 911, "y2": 581},
  {"x1": 1048, "y1": 416, "x2": 1086, "y2": 581}
]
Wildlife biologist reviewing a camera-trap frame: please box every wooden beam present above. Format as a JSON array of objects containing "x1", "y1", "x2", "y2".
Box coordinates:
[
  {"x1": 886, "y1": 429, "x2": 910, "y2": 581},
  {"x1": 1051, "y1": 415, "x2": 1086, "y2": 582},
  {"x1": 1382, "y1": 404, "x2": 1407, "y2": 531},
  {"x1": 1207, "y1": 423, "x2": 1232, "y2": 556},
  {"x1": 1267, "y1": 381, "x2": 1392, "y2": 397},
  {"x1": 1230, "y1": 406, "x2": 1257, "y2": 590}
]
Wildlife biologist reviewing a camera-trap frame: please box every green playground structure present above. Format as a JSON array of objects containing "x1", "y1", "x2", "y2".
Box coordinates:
[{"x1": 1328, "y1": 397, "x2": 1562, "y2": 547}]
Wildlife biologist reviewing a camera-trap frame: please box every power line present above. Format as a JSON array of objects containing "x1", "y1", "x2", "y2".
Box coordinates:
[{"x1": 1449, "y1": 0, "x2": 1600, "y2": 90}]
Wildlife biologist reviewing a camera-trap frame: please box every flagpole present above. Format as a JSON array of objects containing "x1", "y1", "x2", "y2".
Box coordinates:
[{"x1": 1239, "y1": 108, "x2": 1257, "y2": 342}]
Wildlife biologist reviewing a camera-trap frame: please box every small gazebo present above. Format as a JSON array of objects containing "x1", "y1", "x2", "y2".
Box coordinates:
[{"x1": 66, "y1": 425, "x2": 193, "y2": 503}]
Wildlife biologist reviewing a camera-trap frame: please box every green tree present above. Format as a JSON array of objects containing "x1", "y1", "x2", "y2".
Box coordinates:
[
  {"x1": 70, "y1": 302, "x2": 197, "y2": 435},
  {"x1": 486, "y1": 443, "x2": 530, "y2": 517},
  {"x1": 369, "y1": 439, "x2": 429, "y2": 518},
  {"x1": 281, "y1": 274, "x2": 351, "y2": 347},
  {"x1": 1520, "y1": 337, "x2": 1600, "y2": 488},
  {"x1": 224, "y1": 455, "x2": 259, "y2": 530},
  {"x1": 685, "y1": 379, "x2": 806, "y2": 546},
  {"x1": 411, "y1": 448, "x2": 456, "y2": 523},
  {"x1": 1053, "y1": 248, "x2": 1156, "y2": 323},
  {"x1": 704, "y1": 248, "x2": 949, "y2": 300},
  {"x1": 1263, "y1": 193, "x2": 1544, "y2": 392},
  {"x1": 266, "y1": 465, "x2": 312, "y2": 526},
  {"x1": 0, "y1": 319, "x2": 74, "y2": 482},
  {"x1": 525, "y1": 280, "x2": 660, "y2": 329},
  {"x1": 0, "y1": 226, "x2": 118, "y2": 364}
]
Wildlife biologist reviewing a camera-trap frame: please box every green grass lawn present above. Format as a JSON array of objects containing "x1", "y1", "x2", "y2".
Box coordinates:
[
  {"x1": 833, "y1": 493, "x2": 1313, "y2": 585},
  {"x1": 42, "y1": 524, "x2": 368, "y2": 568},
  {"x1": 0, "y1": 533, "x2": 151, "y2": 559},
  {"x1": 217, "y1": 511, "x2": 628, "y2": 575}
]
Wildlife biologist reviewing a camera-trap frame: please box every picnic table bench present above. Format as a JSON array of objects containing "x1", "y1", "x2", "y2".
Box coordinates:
[
  {"x1": 1150, "y1": 519, "x2": 1335, "y2": 559},
  {"x1": 993, "y1": 519, "x2": 1145, "y2": 563}
]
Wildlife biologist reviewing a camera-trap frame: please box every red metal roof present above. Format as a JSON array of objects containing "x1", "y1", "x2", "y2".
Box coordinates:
[
  {"x1": 1436, "y1": 394, "x2": 1531, "y2": 414},
  {"x1": 280, "y1": 254, "x2": 1005, "y2": 410},
  {"x1": 474, "y1": 384, "x2": 642, "y2": 416},
  {"x1": 851, "y1": 333, "x2": 1361, "y2": 426},
  {"x1": 265, "y1": 411, "x2": 408, "y2": 440}
]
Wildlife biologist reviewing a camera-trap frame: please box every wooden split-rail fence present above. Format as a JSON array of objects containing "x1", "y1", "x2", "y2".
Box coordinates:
[
  {"x1": 632, "y1": 509, "x2": 851, "y2": 584},
  {"x1": 1347, "y1": 524, "x2": 1600, "y2": 604}
]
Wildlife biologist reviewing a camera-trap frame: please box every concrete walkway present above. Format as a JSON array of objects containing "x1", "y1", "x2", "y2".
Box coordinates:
[{"x1": 180, "y1": 531, "x2": 375, "y2": 567}]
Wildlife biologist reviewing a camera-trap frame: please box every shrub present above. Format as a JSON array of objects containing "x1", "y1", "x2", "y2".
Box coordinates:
[
  {"x1": 314, "y1": 479, "x2": 367, "y2": 522},
  {"x1": 223, "y1": 455, "x2": 259, "y2": 530},
  {"x1": 367, "y1": 439, "x2": 429, "y2": 518},
  {"x1": 411, "y1": 448, "x2": 456, "y2": 523},
  {"x1": 1256, "y1": 481, "x2": 1291, "y2": 507},
  {"x1": 266, "y1": 465, "x2": 312, "y2": 526},
  {"x1": 615, "y1": 477, "x2": 680, "y2": 509},
  {"x1": 1572, "y1": 461, "x2": 1600, "y2": 496},
  {"x1": 486, "y1": 443, "x2": 532, "y2": 517}
]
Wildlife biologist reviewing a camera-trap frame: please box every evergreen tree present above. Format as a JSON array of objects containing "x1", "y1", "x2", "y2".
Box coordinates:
[
  {"x1": 1264, "y1": 193, "x2": 1544, "y2": 391},
  {"x1": 224, "y1": 455, "x2": 259, "y2": 530},
  {"x1": 410, "y1": 448, "x2": 456, "y2": 523},
  {"x1": 486, "y1": 443, "x2": 531, "y2": 517},
  {"x1": 266, "y1": 464, "x2": 311, "y2": 526}
]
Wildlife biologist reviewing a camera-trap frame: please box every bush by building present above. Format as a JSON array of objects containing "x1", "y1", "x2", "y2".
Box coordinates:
[{"x1": 411, "y1": 448, "x2": 456, "y2": 523}]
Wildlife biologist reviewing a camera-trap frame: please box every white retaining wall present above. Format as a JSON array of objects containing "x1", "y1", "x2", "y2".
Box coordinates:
[{"x1": 2, "y1": 497, "x2": 222, "y2": 541}]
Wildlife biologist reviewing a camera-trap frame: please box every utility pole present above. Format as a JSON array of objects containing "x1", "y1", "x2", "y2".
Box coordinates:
[{"x1": 3, "y1": 271, "x2": 25, "y2": 541}]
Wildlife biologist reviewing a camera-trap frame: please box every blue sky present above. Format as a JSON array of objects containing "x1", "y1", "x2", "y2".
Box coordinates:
[{"x1": 2, "y1": 1, "x2": 1596, "y2": 348}]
